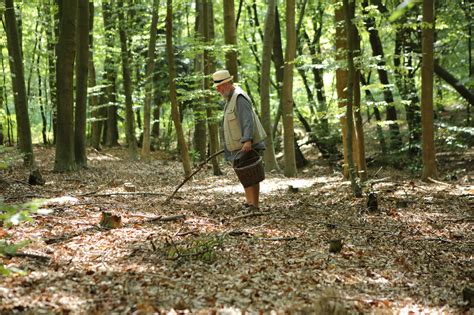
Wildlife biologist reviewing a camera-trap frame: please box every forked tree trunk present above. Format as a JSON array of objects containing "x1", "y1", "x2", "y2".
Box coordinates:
[
  {"x1": 4, "y1": 0, "x2": 35, "y2": 167},
  {"x1": 421, "y1": 0, "x2": 438, "y2": 180},
  {"x1": 54, "y1": 0, "x2": 78, "y2": 171},
  {"x1": 281, "y1": 0, "x2": 297, "y2": 177},
  {"x1": 74, "y1": 0, "x2": 89, "y2": 167},
  {"x1": 166, "y1": 0, "x2": 192, "y2": 177}
]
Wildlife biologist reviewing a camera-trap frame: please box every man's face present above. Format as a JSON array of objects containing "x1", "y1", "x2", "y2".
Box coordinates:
[{"x1": 216, "y1": 82, "x2": 232, "y2": 99}]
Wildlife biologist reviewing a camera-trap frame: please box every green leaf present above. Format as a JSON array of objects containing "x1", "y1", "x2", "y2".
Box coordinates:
[{"x1": 389, "y1": 0, "x2": 422, "y2": 22}]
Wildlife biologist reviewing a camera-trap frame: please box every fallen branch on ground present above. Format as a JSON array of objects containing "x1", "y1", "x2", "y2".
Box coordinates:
[
  {"x1": 260, "y1": 236, "x2": 297, "y2": 241},
  {"x1": 6, "y1": 252, "x2": 51, "y2": 262},
  {"x1": 231, "y1": 211, "x2": 277, "y2": 221},
  {"x1": 164, "y1": 149, "x2": 224, "y2": 204}
]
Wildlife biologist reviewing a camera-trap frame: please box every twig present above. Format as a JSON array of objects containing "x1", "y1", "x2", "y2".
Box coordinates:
[
  {"x1": 164, "y1": 149, "x2": 224, "y2": 204},
  {"x1": 6, "y1": 252, "x2": 51, "y2": 262},
  {"x1": 175, "y1": 230, "x2": 198, "y2": 237},
  {"x1": 260, "y1": 236, "x2": 297, "y2": 241},
  {"x1": 227, "y1": 230, "x2": 252, "y2": 236},
  {"x1": 158, "y1": 214, "x2": 186, "y2": 222},
  {"x1": 87, "y1": 192, "x2": 164, "y2": 197},
  {"x1": 231, "y1": 211, "x2": 275, "y2": 221},
  {"x1": 427, "y1": 177, "x2": 451, "y2": 187}
]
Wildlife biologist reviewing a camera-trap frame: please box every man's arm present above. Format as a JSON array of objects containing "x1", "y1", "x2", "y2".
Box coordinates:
[{"x1": 236, "y1": 95, "x2": 254, "y2": 151}]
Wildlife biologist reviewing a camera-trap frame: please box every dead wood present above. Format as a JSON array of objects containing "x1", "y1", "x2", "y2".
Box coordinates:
[
  {"x1": 164, "y1": 149, "x2": 224, "y2": 204},
  {"x1": 260, "y1": 236, "x2": 297, "y2": 241},
  {"x1": 86, "y1": 191, "x2": 164, "y2": 197},
  {"x1": 231, "y1": 211, "x2": 271, "y2": 221},
  {"x1": 7, "y1": 252, "x2": 51, "y2": 262}
]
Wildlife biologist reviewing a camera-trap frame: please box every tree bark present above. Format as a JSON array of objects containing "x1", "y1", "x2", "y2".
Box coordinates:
[
  {"x1": 203, "y1": 0, "x2": 222, "y2": 175},
  {"x1": 141, "y1": 0, "x2": 159, "y2": 161},
  {"x1": 193, "y1": 0, "x2": 208, "y2": 162},
  {"x1": 343, "y1": 0, "x2": 362, "y2": 197},
  {"x1": 260, "y1": 0, "x2": 280, "y2": 172},
  {"x1": 74, "y1": 0, "x2": 89, "y2": 167},
  {"x1": 434, "y1": 62, "x2": 474, "y2": 106},
  {"x1": 281, "y1": 0, "x2": 297, "y2": 177},
  {"x1": 335, "y1": 2, "x2": 350, "y2": 178},
  {"x1": 166, "y1": 0, "x2": 192, "y2": 177},
  {"x1": 102, "y1": 1, "x2": 119, "y2": 147},
  {"x1": 87, "y1": 2, "x2": 99, "y2": 150},
  {"x1": 118, "y1": 0, "x2": 138, "y2": 160},
  {"x1": 362, "y1": 0, "x2": 402, "y2": 151},
  {"x1": 4, "y1": 0, "x2": 35, "y2": 167},
  {"x1": 421, "y1": 0, "x2": 438, "y2": 180},
  {"x1": 223, "y1": 0, "x2": 239, "y2": 81},
  {"x1": 54, "y1": 0, "x2": 77, "y2": 171}
]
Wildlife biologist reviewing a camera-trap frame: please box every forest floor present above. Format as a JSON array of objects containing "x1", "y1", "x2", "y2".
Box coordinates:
[{"x1": 0, "y1": 145, "x2": 473, "y2": 314}]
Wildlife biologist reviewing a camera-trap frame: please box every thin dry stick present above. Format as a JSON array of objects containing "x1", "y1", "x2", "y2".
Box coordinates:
[{"x1": 164, "y1": 149, "x2": 224, "y2": 203}]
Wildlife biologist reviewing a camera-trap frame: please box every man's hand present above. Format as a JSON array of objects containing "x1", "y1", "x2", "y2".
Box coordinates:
[{"x1": 241, "y1": 140, "x2": 252, "y2": 152}]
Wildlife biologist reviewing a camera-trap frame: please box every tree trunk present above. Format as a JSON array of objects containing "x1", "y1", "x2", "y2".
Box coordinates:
[
  {"x1": 141, "y1": 0, "x2": 159, "y2": 161},
  {"x1": 102, "y1": 1, "x2": 119, "y2": 147},
  {"x1": 271, "y1": 7, "x2": 284, "y2": 139},
  {"x1": 166, "y1": 0, "x2": 192, "y2": 177},
  {"x1": 421, "y1": 0, "x2": 438, "y2": 180},
  {"x1": 335, "y1": 2, "x2": 350, "y2": 178},
  {"x1": 193, "y1": 0, "x2": 208, "y2": 162},
  {"x1": 362, "y1": 0, "x2": 402, "y2": 151},
  {"x1": 351, "y1": 21, "x2": 367, "y2": 181},
  {"x1": 223, "y1": 0, "x2": 239, "y2": 81},
  {"x1": 343, "y1": 0, "x2": 362, "y2": 197},
  {"x1": 281, "y1": 0, "x2": 297, "y2": 177},
  {"x1": 74, "y1": 0, "x2": 89, "y2": 168},
  {"x1": 260, "y1": 0, "x2": 280, "y2": 172},
  {"x1": 118, "y1": 0, "x2": 138, "y2": 160},
  {"x1": 433, "y1": 62, "x2": 474, "y2": 106},
  {"x1": 54, "y1": 0, "x2": 77, "y2": 171},
  {"x1": 87, "y1": 2, "x2": 99, "y2": 150},
  {"x1": 4, "y1": 0, "x2": 35, "y2": 167},
  {"x1": 203, "y1": 0, "x2": 222, "y2": 175}
]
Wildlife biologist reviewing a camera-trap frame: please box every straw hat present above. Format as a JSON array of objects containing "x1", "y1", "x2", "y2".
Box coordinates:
[{"x1": 212, "y1": 70, "x2": 234, "y2": 87}]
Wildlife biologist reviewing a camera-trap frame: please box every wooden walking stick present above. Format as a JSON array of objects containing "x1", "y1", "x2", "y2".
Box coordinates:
[{"x1": 164, "y1": 149, "x2": 224, "y2": 203}]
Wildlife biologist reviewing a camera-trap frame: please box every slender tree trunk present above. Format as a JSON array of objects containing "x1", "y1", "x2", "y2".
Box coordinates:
[
  {"x1": 54, "y1": 0, "x2": 77, "y2": 171},
  {"x1": 260, "y1": 0, "x2": 279, "y2": 172},
  {"x1": 421, "y1": 0, "x2": 438, "y2": 180},
  {"x1": 271, "y1": 7, "x2": 284, "y2": 138},
  {"x1": 141, "y1": 0, "x2": 159, "y2": 161},
  {"x1": 0, "y1": 52, "x2": 12, "y2": 146},
  {"x1": 87, "y1": 2, "x2": 99, "y2": 150},
  {"x1": 343, "y1": 0, "x2": 362, "y2": 197},
  {"x1": 102, "y1": 1, "x2": 119, "y2": 147},
  {"x1": 166, "y1": 0, "x2": 192, "y2": 177},
  {"x1": 352, "y1": 21, "x2": 367, "y2": 181},
  {"x1": 118, "y1": 0, "x2": 138, "y2": 160},
  {"x1": 193, "y1": 0, "x2": 208, "y2": 162},
  {"x1": 434, "y1": 62, "x2": 474, "y2": 106},
  {"x1": 223, "y1": 0, "x2": 239, "y2": 80},
  {"x1": 37, "y1": 55, "x2": 48, "y2": 145},
  {"x1": 335, "y1": 2, "x2": 350, "y2": 178},
  {"x1": 203, "y1": 0, "x2": 222, "y2": 175},
  {"x1": 74, "y1": 0, "x2": 89, "y2": 167},
  {"x1": 362, "y1": 0, "x2": 402, "y2": 151},
  {"x1": 4, "y1": 0, "x2": 35, "y2": 167},
  {"x1": 281, "y1": 0, "x2": 297, "y2": 177}
]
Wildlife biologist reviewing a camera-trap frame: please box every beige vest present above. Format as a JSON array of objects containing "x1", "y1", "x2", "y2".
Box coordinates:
[{"x1": 223, "y1": 87, "x2": 267, "y2": 151}]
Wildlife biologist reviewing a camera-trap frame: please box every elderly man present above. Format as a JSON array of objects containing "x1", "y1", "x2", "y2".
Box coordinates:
[{"x1": 212, "y1": 69, "x2": 266, "y2": 210}]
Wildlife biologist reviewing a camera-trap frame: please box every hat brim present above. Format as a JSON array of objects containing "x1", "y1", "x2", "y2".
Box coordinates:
[{"x1": 213, "y1": 76, "x2": 233, "y2": 87}]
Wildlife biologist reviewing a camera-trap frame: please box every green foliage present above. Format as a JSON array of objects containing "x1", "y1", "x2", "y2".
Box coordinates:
[
  {"x1": 166, "y1": 234, "x2": 224, "y2": 264},
  {"x1": 0, "y1": 200, "x2": 42, "y2": 276},
  {"x1": 389, "y1": 0, "x2": 422, "y2": 22}
]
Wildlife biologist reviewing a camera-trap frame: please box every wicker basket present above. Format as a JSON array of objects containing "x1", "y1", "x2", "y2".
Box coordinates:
[{"x1": 233, "y1": 150, "x2": 265, "y2": 187}]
